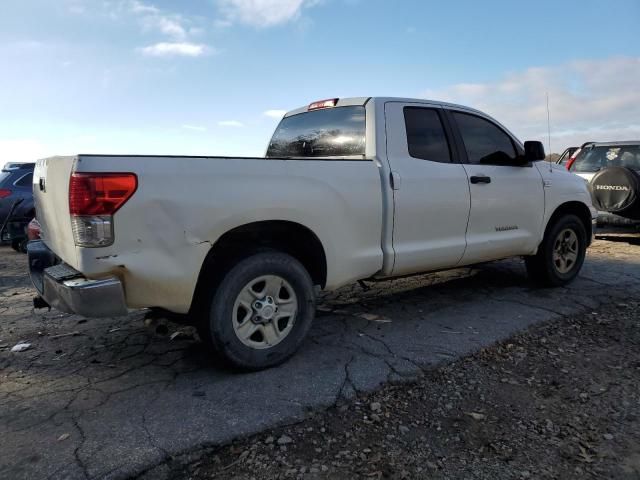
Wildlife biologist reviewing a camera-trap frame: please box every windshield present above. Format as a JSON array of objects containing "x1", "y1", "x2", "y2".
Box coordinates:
[
  {"x1": 570, "y1": 145, "x2": 640, "y2": 172},
  {"x1": 266, "y1": 106, "x2": 366, "y2": 158}
]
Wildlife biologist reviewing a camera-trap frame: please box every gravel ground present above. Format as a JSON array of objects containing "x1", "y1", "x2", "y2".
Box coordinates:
[{"x1": 145, "y1": 299, "x2": 640, "y2": 480}]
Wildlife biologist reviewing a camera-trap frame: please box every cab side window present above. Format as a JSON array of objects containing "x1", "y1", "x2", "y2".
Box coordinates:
[
  {"x1": 403, "y1": 107, "x2": 452, "y2": 163},
  {"x1": 453, "y1": 112, "x2": 517, "y2": 165}
]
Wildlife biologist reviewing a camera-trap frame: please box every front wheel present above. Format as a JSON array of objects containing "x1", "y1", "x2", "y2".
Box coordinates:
[
  {"x1": 200, "y1": 252, "x2": 316, "y2": 371},
  {"x1": 11, "y1": 239, "x2": 27, "y2": 253},
  {"x1": 525, "y1": 214, "x2": 587, "y2": 287}
]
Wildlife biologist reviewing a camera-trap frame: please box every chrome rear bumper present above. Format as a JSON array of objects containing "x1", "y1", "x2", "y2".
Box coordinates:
[{"x1": 27, "y1": 240, "x2": 128, "y2": 317}]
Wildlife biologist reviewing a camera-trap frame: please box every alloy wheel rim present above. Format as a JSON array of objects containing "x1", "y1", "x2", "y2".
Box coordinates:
[
  {"x1": 232, "y1": 275, "x2": 298, "y2": 350},
  {"x1": 552, "y1": 228, "x2": 579, "y2": 274}
]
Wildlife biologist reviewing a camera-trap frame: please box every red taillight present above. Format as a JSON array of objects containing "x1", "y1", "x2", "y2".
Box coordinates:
[
  {"x1": 0, "y1": 188, "x2": 11, "y2": 198},
  {"x1": 565, "y1": 148, "x2": 581, "y2": 170},
  {"x1": 565, "y1": 158, "x2": 576, "y2": 170},
  {"x1": 69, "y1": 173, "x2": 137, "y2": 216},
  {"x1": 27, "y1": 218, "x2": 41, "y2": 241},
  {"x1": 308, "y1": 98, "x2": 339, "y2": 110}
]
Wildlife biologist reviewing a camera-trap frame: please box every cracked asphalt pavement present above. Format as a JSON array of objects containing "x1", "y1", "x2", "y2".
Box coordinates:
[{"x1": 1, "y1": 236, "x2": 639, "y2": 480}]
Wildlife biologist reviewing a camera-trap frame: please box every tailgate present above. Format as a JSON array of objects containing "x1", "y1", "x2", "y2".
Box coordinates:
[{"x1": 33, "y1": 156, "x2": 78, "y2": 266}]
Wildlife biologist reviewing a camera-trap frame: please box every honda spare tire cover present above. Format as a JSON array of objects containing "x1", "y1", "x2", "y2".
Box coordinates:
[{"x1": 589, "y1": 166, "x2": 640, "y2": 216}]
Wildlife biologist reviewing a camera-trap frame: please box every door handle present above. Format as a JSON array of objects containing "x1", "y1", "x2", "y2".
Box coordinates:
[{"x1": 470, "y1": 175, "x2": 491, "y2": 184}]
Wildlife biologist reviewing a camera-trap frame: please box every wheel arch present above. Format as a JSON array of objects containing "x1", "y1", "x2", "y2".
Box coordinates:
[
  {"x1": 544, "y1": 201, "x2": 593, "y2": 245},
  {"x1": 189, "y1": 220, "x2": 327, "y2": 316}
]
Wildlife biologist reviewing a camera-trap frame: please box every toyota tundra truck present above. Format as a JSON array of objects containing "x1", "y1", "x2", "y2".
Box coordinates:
[{"x1": 27, "y1": 97, "x2": 597, "y2": 370}]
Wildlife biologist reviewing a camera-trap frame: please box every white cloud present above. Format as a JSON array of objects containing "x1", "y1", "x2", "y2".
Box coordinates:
[
  {"x1": 129, "y1": 0, "x2": 159, "y2": 15},
  {"x1": 150, "y1": 16, "x2": 187, "y2": 39},
  {"x1": 182, "y1": 124, "x2": 207, "y2": 132},
  {"x1": 263, "y1": 109, "x2": 287, "y2": 119},
  {"x1": 422, "y1": 56, "x2": 640, "y2": 153},
  {"x1": 218, "y1": 120, "x2": 244, "y2": 127},
  {"x1": 139, "y1": 42, "x2": 209, "y2": 57},
  {"x1": 217, "y1": 0, "x2": 320, "y2": 27},
  {"x1": 128, "y1": 1, "x2": 211, "y2": 55},
  {"x1": 134, "y1": 3, "x2": 187, "y2": 40}
]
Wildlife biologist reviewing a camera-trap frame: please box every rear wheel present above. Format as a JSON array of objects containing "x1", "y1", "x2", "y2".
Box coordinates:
[
  {"x1": 525, "y1": 214, "x2": 587, "y2": 287},
  {"x1": 199, "y1": 252, "x2": 316, "y2": 371}
]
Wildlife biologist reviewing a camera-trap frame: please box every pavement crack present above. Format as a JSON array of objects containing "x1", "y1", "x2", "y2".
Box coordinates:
[
  {"x1": 71, "y1": 415, "x2": 90, "y2": 479},
  {"x1": 335, "y1": 356, "x2": 356, "y2": 404},
  {"x1": 356, "y1": 330, "x2": 424, "y2": 372}
]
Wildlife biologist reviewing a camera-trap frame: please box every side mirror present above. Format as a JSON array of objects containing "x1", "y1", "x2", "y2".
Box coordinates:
[{"x1": 524, "y1": 141, "x2": 546, "y2": 162}]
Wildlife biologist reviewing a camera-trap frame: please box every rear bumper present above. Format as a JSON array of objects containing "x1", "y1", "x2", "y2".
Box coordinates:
[{"x1": 27, "y1": 240, "x2": 128, "y2": 317}]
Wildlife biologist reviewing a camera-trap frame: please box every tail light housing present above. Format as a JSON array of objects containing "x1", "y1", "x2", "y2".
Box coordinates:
[
  {"x1": 69, "y1": 173, "x2": 137, "y2": 247},
  {"x1": 0, "y1": 188, "x2": 11, "y2": 198},
  {"x1": 27, "y1": 218, "x2": 41, "y2": 241}
]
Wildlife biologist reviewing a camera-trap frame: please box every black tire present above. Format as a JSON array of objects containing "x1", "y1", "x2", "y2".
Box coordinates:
[
  {"x1": 11, "y1": 239, "x2": 21, "y2": 252},
  {"x1": 525, "y1": 214, "x2": 587, "y2": 287},
  {"x1": 18, "y1": 239, "x2": 28, "y2": 253},
  {"x1": 199, "y1": 252, "x2": 316, "y2": 371}
]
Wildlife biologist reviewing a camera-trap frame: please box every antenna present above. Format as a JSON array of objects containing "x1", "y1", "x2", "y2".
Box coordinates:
[{"x1": 546, "y1": 92, "x2": 552, "y2": 173}]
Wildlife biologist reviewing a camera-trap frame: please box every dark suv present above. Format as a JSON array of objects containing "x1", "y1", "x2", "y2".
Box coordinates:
[
  {"x1": 569, "y1": 141, "x2": 640, "y2": 231},
  {"x1": 0, "y1": 162, "x2": 35, "y2": 250}
]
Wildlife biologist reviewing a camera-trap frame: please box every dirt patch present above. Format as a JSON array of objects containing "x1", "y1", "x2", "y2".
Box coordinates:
[{"x1": 146, "y1": 300, "x2": 640, "y2": 480}]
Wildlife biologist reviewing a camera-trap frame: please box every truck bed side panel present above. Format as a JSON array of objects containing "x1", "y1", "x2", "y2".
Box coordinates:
[{"x1": 70, "y1": 155, "x2": 384, "y2": 313}]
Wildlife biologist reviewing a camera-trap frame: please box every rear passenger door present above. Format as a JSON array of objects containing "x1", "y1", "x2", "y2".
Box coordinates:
[
  {"x1": 446, "y1": 109, "x2": 544, "y2": 264},
  {"x1": 385, "y1": 102, "x2": 471, "y2": 276}
]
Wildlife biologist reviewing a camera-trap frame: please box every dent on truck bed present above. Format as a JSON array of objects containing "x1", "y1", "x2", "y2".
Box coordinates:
[{"x1": 184, "y1": 229, "x2": 213, "y2": 247}]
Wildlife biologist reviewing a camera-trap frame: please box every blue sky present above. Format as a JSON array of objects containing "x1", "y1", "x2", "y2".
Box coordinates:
[{"x1": 1, "y1": 0, "x2": 639, "y2": 162}]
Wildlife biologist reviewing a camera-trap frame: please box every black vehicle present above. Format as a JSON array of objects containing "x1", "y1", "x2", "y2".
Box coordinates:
[
  {"x1": 0, "y1": 162, "x2": 36, "y2": 251},
  {"x1": 569, "y1": 141, "x2": 640, "y2": 231}
]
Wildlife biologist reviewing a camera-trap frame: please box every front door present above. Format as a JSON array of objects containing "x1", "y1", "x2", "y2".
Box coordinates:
[{"x1": 447, "y1": 109, "x2": 544, "y2": 264}]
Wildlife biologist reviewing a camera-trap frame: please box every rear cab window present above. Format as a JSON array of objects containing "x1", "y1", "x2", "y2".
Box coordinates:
[
  {"x1": 266, "y1": 106, "x2": 366, "y2": 159},
  {"x1": 403, "y1": 107, "x2": 451, "y2": 163},
  {"x1": 571, "y1": 145, "x2": 640, "y2": 172}
]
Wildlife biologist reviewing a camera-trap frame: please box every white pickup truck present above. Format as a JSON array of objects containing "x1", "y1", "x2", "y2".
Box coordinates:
[{"x1": 28, "y1": 97, "x2": 597, "y2": 370}]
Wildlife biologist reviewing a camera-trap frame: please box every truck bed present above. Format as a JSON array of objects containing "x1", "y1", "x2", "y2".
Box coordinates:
[{"x1": 34, "y1": 154, "x2": 385, "y2": 313}]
